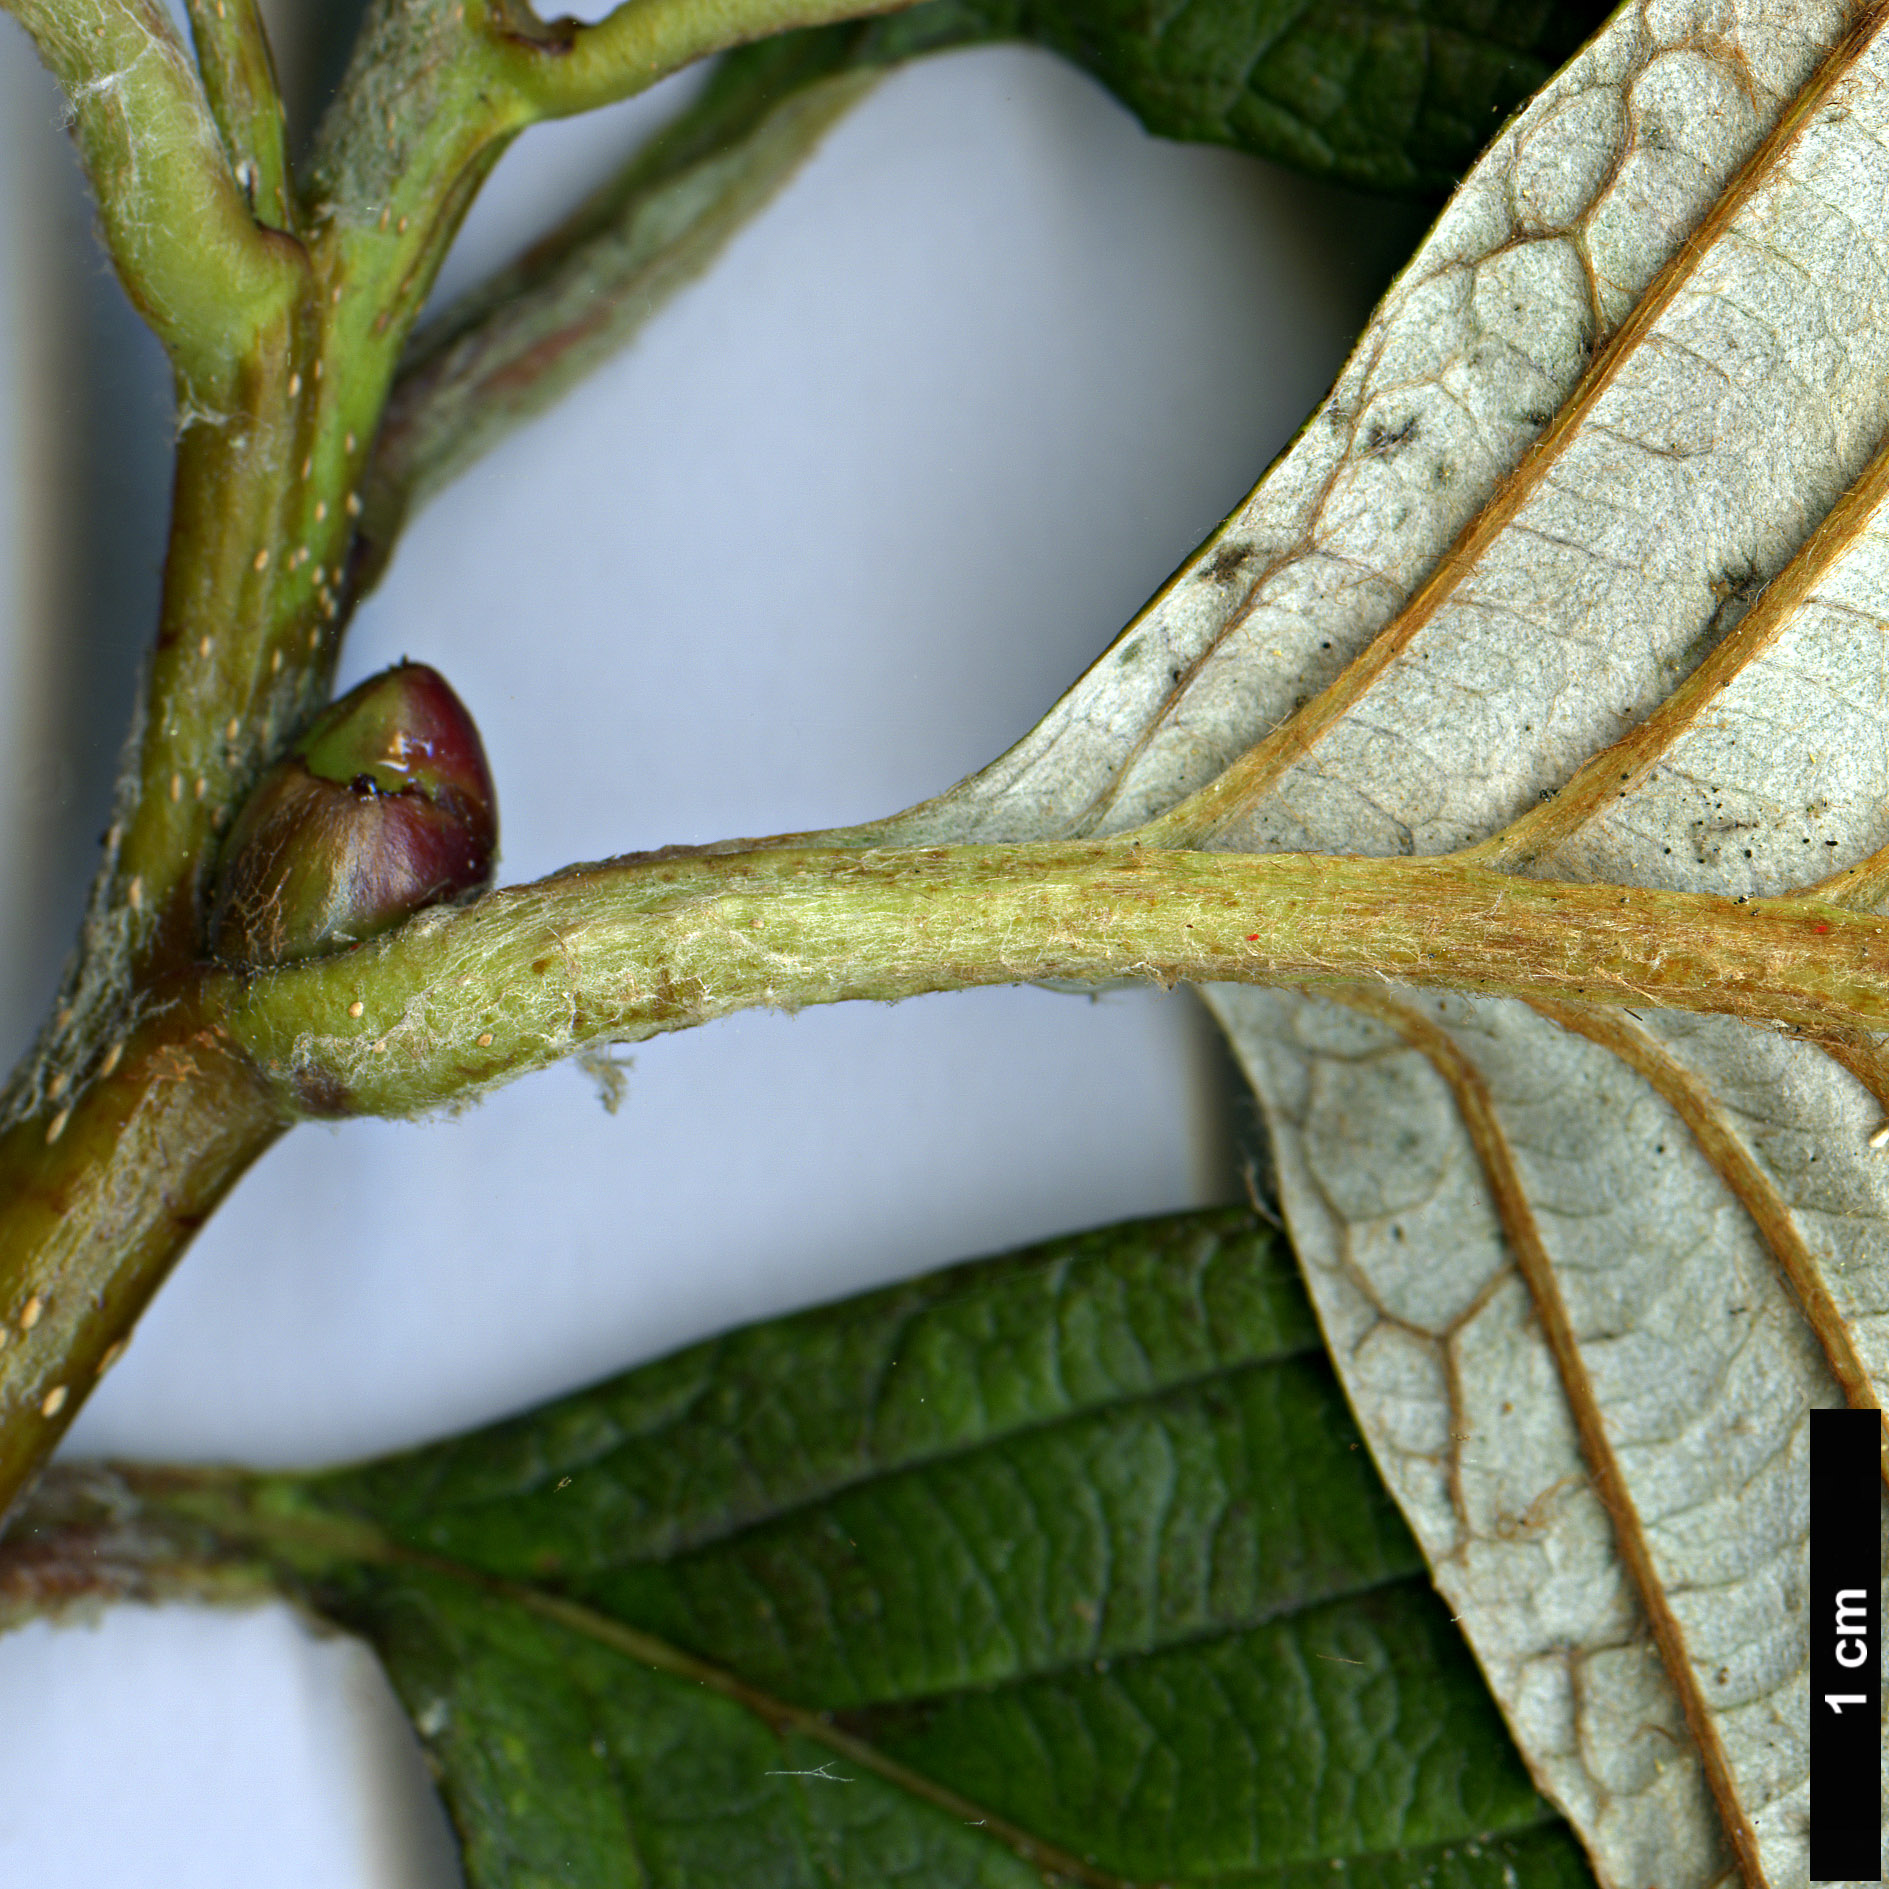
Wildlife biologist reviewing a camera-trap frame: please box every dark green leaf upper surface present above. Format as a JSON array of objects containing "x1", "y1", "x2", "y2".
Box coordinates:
[
  {"x1": 272, "y1": 1209, "x2": 1593, "y2": 1886},
  {"x1": 811, "y1": 0, "x2": 1615, "y2": 195},
  {"x1": 1013, "y1": 0, "x2": 1614, "y2": 193}
]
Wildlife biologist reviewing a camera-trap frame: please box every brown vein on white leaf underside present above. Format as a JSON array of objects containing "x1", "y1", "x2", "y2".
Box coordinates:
[
  {"x1": 1133, "y1": 1, "x2": 1888, "y2": 855},
  {"x1": 1327, "y1": 985, "x2": 1761, "y2": 1887},
  {"x1": 1525, "y1": 998, "x2": 1889, "y2": 1484},
  {"x1": 1808, "y1": 843, "x2": 1889, "y2": 911},
  {"x1": 1467, "y1": 432, "x2": 1889, "y2": 870}
]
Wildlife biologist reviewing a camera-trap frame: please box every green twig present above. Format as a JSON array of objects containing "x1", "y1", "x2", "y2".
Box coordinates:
[
  {"x1": 1, "y1": 0, "x2": 299, "y2": 397},
  {"x1": 0, "y1": 997, "x2": 281, "y2": 1515},
  {"x1": 2, "y1": 0, "x2": 314, "y2": 1088},
  {"x1": 0, "y1": 0, "x2": 947, "y2": 1530},
  {"x1": 183, "y1": 0, "x2": 291, "y2": 231},
  {"x1": 489, "y1": 0, "x2": 919, "y2": 119}
]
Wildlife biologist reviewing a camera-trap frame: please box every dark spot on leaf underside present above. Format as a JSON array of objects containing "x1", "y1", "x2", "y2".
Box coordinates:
[{"x1": 1363, "y1": 415, "x2": 1418, "y2": 457}]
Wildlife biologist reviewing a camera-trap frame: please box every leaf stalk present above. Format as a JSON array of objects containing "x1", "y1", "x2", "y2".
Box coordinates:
[{"x1": 219, "y1": 841, "x2": 1889, "y2": 1120}]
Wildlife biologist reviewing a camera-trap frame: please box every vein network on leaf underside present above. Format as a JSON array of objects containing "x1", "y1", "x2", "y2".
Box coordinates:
[{"x1": 1140, "y1": 17, "x2": 1879, "y2": 854}]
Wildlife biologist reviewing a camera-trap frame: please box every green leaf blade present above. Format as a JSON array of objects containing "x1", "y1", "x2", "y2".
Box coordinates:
[
  {"x1": 844, "y1": 1585, "x2": 1556, "y2": 1873},
  {"x1": 1225, "y1": 1826, "x2": 1598, "y2": 1889},
  {"x1": 321, "y1": 1553, "x2": 1579, "y2": 1886},
  {"x1": 992, "y1": 0, "x2": 1616, "y2": 193},
  {"x1": 574, "y1": 1353, "x2": 1425, "y2": 1706},
  {"x1": 361, "y1": 0, "x2": 1611, "y2": 597},
  {"x1": 4, "y1": 1210, "x2": 1590, "y2": 1886},
  {"x1": 265, "y1": 1209, "x2": 1590, "y2": 1885}
]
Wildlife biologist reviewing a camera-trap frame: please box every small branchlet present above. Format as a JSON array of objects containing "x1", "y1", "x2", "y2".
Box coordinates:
[
  {"x1": 183, "y1": 0, "x2": 291, "y2": 232},
  {"x1": 4, "y1": 0, "x2": 301, "y2": 402},
  {"x1": 0, "y1": 0, "x2": 939, "y2": 1528}
]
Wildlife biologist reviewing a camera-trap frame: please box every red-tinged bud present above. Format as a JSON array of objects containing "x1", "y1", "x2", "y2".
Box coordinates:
[{"x1": 210, "y1": 663, "x2": 497, "y2": 967}]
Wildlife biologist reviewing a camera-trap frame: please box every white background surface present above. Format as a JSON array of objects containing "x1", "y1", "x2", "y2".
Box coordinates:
[{"x1": 0, "y1": 10, "x2": 1423, "y2": 1883}]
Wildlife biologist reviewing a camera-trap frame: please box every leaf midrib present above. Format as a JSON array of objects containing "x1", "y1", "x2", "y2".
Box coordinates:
[{"x1": 368, "y1": 1538, "x2": 1562, "y2": 1889}]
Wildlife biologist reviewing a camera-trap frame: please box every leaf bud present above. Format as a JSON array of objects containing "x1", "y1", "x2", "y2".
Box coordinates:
[{"x1": 210, "y1": 662, "x2": 497, "y2": 966}]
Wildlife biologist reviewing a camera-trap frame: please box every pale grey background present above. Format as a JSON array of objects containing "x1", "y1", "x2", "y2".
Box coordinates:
[{"x1": 0, "y1": 13, "x2": 1423, "y2": 1883}]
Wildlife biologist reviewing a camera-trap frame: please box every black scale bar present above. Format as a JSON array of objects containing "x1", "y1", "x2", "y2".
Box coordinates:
[{"x1": 1811, "y1": 1408, "x2": 1882, "y2": 1880}]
